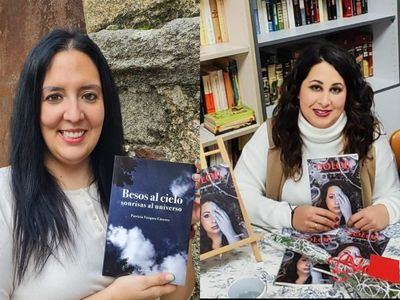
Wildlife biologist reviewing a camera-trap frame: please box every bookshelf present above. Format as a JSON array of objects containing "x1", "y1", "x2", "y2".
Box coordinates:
[
  {"x1": 200, "y1": 0, "x2": 263, "y2": 147},
  {"x1": 250, "y1": 0, "x2": 400, "y2": 120}
]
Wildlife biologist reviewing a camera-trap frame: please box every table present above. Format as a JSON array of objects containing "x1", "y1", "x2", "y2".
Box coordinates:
[{"x1": 200, "y1": 223, "x2": 400, "y2": 298}]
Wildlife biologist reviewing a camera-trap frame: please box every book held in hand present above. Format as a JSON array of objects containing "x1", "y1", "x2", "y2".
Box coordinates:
[
  {"x1": 306, "y1": 153, "x2": 362, "y2": 225},
  {"x1": 102, "y1": 156, "x2": 195, "y2": 285}
]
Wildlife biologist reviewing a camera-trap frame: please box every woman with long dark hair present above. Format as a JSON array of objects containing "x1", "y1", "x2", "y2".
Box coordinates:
[
  {"x1": 0, "y1": 29, "x2": 196, "y2": 299},
  {"x1": 235, "y1": 42, "x2": 400, "y2": 233}
]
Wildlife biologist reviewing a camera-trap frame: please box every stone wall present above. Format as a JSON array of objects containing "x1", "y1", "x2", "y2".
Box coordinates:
[{"x1": 84, "y1": 1, "x2": 200, "y2": 163}]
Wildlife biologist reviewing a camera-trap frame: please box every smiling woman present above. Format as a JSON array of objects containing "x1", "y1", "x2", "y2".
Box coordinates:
[
  {"x1": 234, "y1": 42, "x2": 400, "y2": 235},
  {"x1": 0, "y1": 29, "x2": 196, "y2": 300},
  {"x1": 40, "y1": 50, "x2": 105, "y2": 185}
]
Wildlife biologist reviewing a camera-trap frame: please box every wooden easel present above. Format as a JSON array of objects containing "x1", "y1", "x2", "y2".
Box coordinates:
[{"x1": 200, "y1": 137, "x2": 262, "y2": 262}]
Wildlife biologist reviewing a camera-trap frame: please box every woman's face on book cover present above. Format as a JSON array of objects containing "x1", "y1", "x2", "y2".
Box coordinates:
[
  {"x1": 40, "y1": 50, "x2": 104, "y2": 168},
  {"x1": 296, "y1": 256, "x2": 311, "y2": 276},
  {"x1": 326, "y1": 185, "x2": 342, "y2": 216},
  {"x1": 299, "y1": 61, "x2": 346, "y2": 129},
  {"x1": 201, "y1": 201, "x2": 220, "y2": 234}
]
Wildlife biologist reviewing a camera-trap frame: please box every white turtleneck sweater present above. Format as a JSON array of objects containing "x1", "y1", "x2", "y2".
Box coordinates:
[{"x1": 234, "y1": 113, "x2": 400, "y2": 229}]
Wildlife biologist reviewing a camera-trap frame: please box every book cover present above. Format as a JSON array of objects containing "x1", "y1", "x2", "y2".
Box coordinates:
[
  {"x1": 102, "y1": 156, "x2": 196, "y2": 286},
  {"x1": 276, "y1": 230, "x2": 335, "y2": 286},
  {"x1": 307, "y1": 154, "x2": 362, "y2": 226},
  {"x1": 275, "y1": 228, "x2": 390, "y2": 286},
  {"x1": 203, "y1": 105, "x2": 256, "y2": 135},
  {"x1": 200, "y1": 163, "x2": 249, "y2": 254}
]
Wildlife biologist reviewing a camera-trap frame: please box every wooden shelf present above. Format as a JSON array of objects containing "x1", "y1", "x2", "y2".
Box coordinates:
[
  {"x1": 200, "y1": 42, "x2": 249, "y2": 62},
  {"x1": 200, "y1": 123, "x2": 260, "y2": 147},
  {"x1": 257, "y1": 13, "x2": 395, "y2": 47}
]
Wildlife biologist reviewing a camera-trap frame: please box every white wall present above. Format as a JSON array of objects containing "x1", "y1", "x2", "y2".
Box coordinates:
[{"x1": 374, "y1": 87, "x2": 400, "y2": 135}]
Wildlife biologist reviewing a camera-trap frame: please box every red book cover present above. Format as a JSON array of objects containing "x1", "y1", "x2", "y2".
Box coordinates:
[{"x1": 342, "y1": 0, "x2": 353, "y2": 17}]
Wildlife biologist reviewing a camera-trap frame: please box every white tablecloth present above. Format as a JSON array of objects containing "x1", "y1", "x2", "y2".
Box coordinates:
[{"x1": 200, "y1": 223, "x2": 400, "y2": 298}]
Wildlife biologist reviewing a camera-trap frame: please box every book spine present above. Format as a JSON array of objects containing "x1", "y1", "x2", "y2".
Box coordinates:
[
  {"x1": 272, "y1": 0, "x2": 280, "y2": 30},
  {"x1": 354, "y1": 42, "x2": 363, "y2": 76},
  {"x1": 281, "y1": 0, "x2": 290, "y2": 29},
  {"x1": 201, "y1": 75, "x2": 216, "y2": 113},
  {"x1": 262, "y1": 67, "x2": 271, "y2": 106},
  {"x1": 209, "y1": 71, "x2": 221, "y2": 111},
  {"x1": 200, "y1": 0, "x2": 208, "y2": 45},
  {"x1": 318, "y1": 0, "x2": 325, "y2": 22},
  {"x1": 260, "y1": 0, "x2": 270, "y2": 32},
  {"x1": 367, "y1": 35, "x2": 373, "y2": 77},
  {"x1": 203, "y1": 0, "x2": 216, "y2": 44},
  {"x1": 254, "y1": 0, "x2": 262, "y2": 35},
  {"x1": 331, "y1": 0, "x2": 337, "y2": 19},
  {"x1": 293, "y1": 0, "x2": 302, "y2": 26},
  {"x1": 326, "y1": 0, "x2": 332, "y2": 20},
  {"x1": 342, "y1": 0, "x2": 353, "y2": 17},
  {"x1": 216, "y1": 0, "x2": 229, "y2": 42},
  {"x1": 304, "y1": 0, "x2": 312, "y2": 24},
  {"x1": 217, "y1": 70, "x2": 228, "y2": 110},
  {"x1": 362, "y1": 36, "x2": 369, "y2": 78},
  {"x1": 286, "y1": 0, "x2": 297, "y2": 28},
  {"x1": 336, "y1": 0, "x2": 343, "y2": 18},
  {"x1": 209, "y1": 0, "x2": 223, "y2": 43},
  {"x1": 228, "y1": 60, "x2": 241, "y2": 105},
  {"x1": 267, "y1": 64, "x2": 278, "y2": 105},
  {"x1": 277, "y1": 0, "x2": 285, "y2": 29},
  {"x1": 222, "y1": 71, "x2": 235, "y2": 108},
  {"x1": 313, "y1": 0, "x2": 320, "y2": 23},
  {"x1": 265, "y1": 0, "x2": 275, "y2": 31},
  {"x1": 361, "y1": 0, "x2": 367, "y2": 14},
  {"x1": 299, "y1": 0, "x2": 307, "y2": 25},
  {"x1": 351, "y1": 0, "x2": 357, "y2": 15},
  {"x1": 355, "y1": 0, "x2": 362, "y2": 15}
]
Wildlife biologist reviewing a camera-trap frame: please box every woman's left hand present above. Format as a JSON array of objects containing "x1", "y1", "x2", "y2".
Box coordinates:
[
  {"x1": 347, "y1": 204, "x2": 389, "y2": 232},
  {"x1": 191, "y1": 162, "x2": 200, "y2": 225}
]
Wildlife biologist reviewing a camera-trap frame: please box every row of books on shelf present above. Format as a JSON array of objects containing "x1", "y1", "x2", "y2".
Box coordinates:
[
  {"x1": 201, "y1": 58, "x2": 241, "y2": 114},
  {"x1": 201, "y1": 58, "x2": 256, "y2": 135},
  {"x1": 254, "y1": 0, "x2": 368, "y2": 34},
  {"x1": 200, "y1": 0, "x2": 229, "y2": 46},
  {"x1": 262, "y1": 31, "x2": 373, "y2": 107}
]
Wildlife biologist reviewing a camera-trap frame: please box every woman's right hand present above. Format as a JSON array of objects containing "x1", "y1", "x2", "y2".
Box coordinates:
[
  {"x1": 213, "y1": 206, "x2": 239, "y2": 244},
  {"x1": 84, "y1": 273, "x2": 177, "y2": 300},
  {"x1": 292, "y1": 205, "x2": 339, "y2": 233}
]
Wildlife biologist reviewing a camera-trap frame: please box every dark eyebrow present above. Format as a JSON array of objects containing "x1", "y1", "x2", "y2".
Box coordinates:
[
  {"x1": 309, "y1": 80, "x2": 344, "y2": 87},
  {"x1": 42, "y1": 84, "x2": 102, "y2": 92},
  {"x1": 309, "y1": 80, "x2": 323, "y2": 84},
  {"x1": 42, "y1": 86, "x2": 64, "y2": 92},
  {"x1": 79, "y1": 84, "x2": 102, "y2": 92}
]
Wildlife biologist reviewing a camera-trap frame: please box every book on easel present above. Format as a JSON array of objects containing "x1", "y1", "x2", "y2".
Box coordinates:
[{"x1": 200, "y1": 138, "x2": 262, "y2": 261}]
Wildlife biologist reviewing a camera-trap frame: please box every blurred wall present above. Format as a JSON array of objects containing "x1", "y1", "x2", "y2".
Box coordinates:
[{"x1": 0, "y1": 0, "x2": 86, "y2": 167}]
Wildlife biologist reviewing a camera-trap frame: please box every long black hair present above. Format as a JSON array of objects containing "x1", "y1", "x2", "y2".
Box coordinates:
[
  {"x1": 10, "y1": 29, "x2": 125, "y2": 283},
  {"x1": 272, "y1": 42, "x2": 380, "y2": 179}
]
